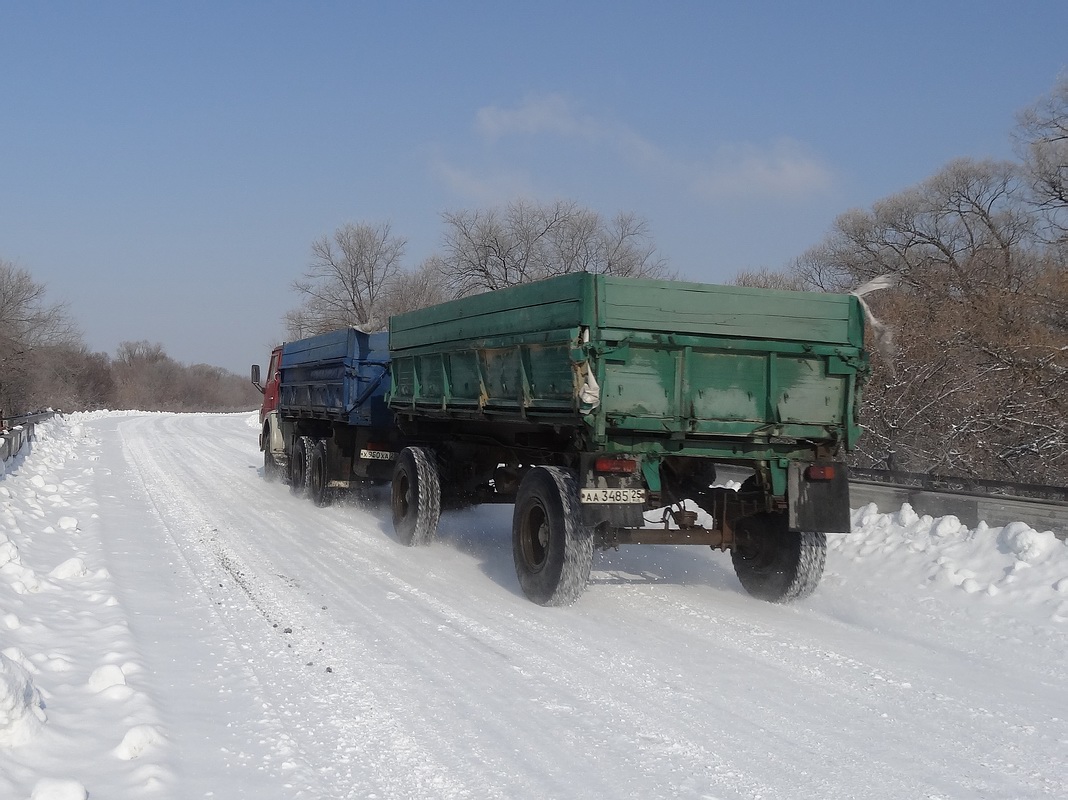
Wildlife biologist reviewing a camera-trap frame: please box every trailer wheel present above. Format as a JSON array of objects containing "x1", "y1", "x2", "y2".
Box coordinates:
[
  {"x1": 391, "y1": 447, "x2": 441, "y2": 546},
  {"x1": 512, "y1": 467, "x2": 593, "y2": 606},
  {"x1": 289, "y1": 435, "x2": 315, "y2": 498},
  {"x1": 731, "y1": 512, "x2": 826, "y2": 603},
  {"x1": 308, "y1": 440, "x2": 332, "y2": 507}
]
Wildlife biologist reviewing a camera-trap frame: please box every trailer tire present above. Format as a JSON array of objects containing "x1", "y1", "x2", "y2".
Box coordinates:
[
  {"x1": 289, "y1": 436, "x2": 315, "y2": 498},
  {"x1": 512, "y1": 467, "x2": 593, "y2": 606},
  {"x1": 731, "y1": 512, "x2": 825, "y2": 603},
  {"x1": 309, "y1": 440, "x2": 331, "y2": 507},
  {"x1": 391, "y1": 447, "x2": 441, "y2": 546}
]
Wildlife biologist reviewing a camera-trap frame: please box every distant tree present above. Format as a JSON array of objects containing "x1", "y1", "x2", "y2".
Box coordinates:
[
  {"x1": 113, "y1": 340, "x2": 180, "y2": 410},
  {"x1": 795, "y1": 157, "x2": 1067, "y2": 483},
  {"x1": 1015, "y1": 74, "x2": 1068, "y2": 243},
  {"x1": 731, "y1": 267, "x2": 806, "y2": 291},
  {"x1": 380, "y1": 257, "x2": 451, "y2": 318},
  {"x1": 439, "y1": 199, "x2": 671, "y2": 297},
  {"x1": 26, "y1": 345, "x2": 115, "y2": 411},
  {"x1": 112, "y1": 340, "x2": 259, "y2": 412},
  {"x1": 0, "y1": 260, "x2": 81, "y2": 416},
  {"x1": 286, "y1": 222, "x2": 406, "y2": 337}
]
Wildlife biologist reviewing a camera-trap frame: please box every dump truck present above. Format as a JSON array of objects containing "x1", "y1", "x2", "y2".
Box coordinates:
[
  {"x1": 251, "y1": 328, "x2": 398, "y2": 505},
  {"x1": 386, "y1": 273, "x2": 868, "y2": 605}
]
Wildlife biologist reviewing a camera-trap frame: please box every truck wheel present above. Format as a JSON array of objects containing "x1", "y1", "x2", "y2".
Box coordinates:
[
  {"x1": 264, "y1": 447, "x2": 281, "y2": 482},
  {"x1": 309, "y1": 440, "x2": 332, "y2": 507},
  {"x1": 730, "y1": 512, "x2": 826, "y2": 603},
  {"x1": 391, "y1": 447, "x2": 441, "y2": 546},
  {"x1": 289, "y1": 436, "x2": 315, "y2": 498},
  {"x1": 512, "y1": 467, "x2": 593, "y2": 606},
  {"x1": 262, "y1": 424, "x2": 283, "y2": 482}
]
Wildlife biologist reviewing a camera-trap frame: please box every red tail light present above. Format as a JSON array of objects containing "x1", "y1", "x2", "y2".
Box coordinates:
[
  {"x1": 594, "y1": 457, "x2": 638, "y2": 474},
  {"x1": 805, "y1": 465, "x2": 836, "y2": 481}
]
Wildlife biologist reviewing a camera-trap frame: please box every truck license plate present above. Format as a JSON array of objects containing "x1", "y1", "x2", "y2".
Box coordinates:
[
  {"x1": 360, "y1": 449, "x2": 395, "y2": 461},
  {"x1": 580, "y1": 488, "x2": 646, "y2": 504}
]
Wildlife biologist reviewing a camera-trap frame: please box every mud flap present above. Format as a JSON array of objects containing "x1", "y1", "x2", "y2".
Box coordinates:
[
  {"x1": 788, "y1": 462, "x2": 851, "y2": 533},
  {"x1": 580, "y1": 502, "x2": 644, "y2": 529}
]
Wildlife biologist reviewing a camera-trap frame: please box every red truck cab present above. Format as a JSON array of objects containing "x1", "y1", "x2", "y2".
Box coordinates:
[{"x1": 252, "y1": 346, "x2": 283, "y2": 425}]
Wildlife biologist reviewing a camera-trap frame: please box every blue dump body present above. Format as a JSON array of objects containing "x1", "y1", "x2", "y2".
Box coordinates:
[{"x1": 279, "y1": 329, "x2": 393, "y2": 429}]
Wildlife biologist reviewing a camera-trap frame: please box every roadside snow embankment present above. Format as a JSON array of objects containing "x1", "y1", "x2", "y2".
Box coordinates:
[
  {"x1": 0, "y1": 412, "x2": 168, "y2": 800},
  {"x1": 837, "y1": 503, "x2": 1068, "y2": 623}
]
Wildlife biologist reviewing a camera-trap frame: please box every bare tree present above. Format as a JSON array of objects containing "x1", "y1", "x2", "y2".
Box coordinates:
[
  {"x1": 380, "y1": 257, "x2": 451, "y2": 318},
  {"x1": 439, "y1": 199, "x2": 671, "y2": 297},
  {"x1": 0, "y1": 260, "x2": 78, "y2": 352},
  {"x1": 1015, "y1": 74, "x2": 1068, "y2": 242},
  {"x1": 111, "y1": 341, "x2": 259, "y2": 412},
  {"x1": 731, "y1": 267, "x2": 807, "y2": 291},
  {"x1": 0, "y1": 260, "x2": 80, "y2": 415},
  {"x1": 287, "y1": 222, "x2": 406, "y2": 337},
  {"x1": 794, "y1": 158, "x2": 1067, "y2": 483},
  {"x1": 27, "y1": 345, "x2": 115, "y2": 411}
]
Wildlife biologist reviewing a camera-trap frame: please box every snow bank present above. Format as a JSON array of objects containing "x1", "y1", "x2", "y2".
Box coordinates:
[
  {"x1": 839, "y1": 502, "x2": 1068, "y2": 620},
  {"x1": 0, "y1": 412, "x2": 170, "y2": 797}
]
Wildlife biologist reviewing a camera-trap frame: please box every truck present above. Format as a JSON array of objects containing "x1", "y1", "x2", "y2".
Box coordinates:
[
  {"x1": 251, "y1": 328, "x2": 398, "y2": 504},
  {"x1": 253, "y1": 273, "x2": 869, "y2": 606}
]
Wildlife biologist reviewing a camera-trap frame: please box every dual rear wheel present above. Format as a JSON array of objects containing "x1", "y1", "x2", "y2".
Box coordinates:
[{"x1": 289, "y1": 436, "x2": 331, "y2": 507}]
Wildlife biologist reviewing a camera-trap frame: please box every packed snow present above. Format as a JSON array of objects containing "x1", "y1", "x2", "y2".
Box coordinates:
[{"x1": 1, "y1": 411, "x2": 1066, "y2": 799}]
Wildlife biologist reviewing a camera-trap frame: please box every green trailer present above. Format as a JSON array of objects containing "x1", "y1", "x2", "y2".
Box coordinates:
[{"x1": 387, "y1": 272, "x2": 869, "y2": 606}]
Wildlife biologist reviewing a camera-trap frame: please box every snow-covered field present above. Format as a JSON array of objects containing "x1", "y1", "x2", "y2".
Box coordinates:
[{"x1": 2, "y1": 412, "x2": 1067, "y2": 800}]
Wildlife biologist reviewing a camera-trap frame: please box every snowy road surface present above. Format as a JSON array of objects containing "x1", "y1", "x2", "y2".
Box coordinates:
[{"x1": 2, "y1": 412, "x2": 1067, "y2": 799}]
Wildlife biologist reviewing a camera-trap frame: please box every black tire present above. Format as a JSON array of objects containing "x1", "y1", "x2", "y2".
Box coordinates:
[
  {"x1": 730, "y1": 512, "x2": 826, "y2": 603},
  {"x1": 289, "y1": 435, "x2": 315, "y2": 498},
  {"x1": 264, "y1": 445, "x2": 281, "y2": 482},
  {"x1": 308, "y1": 440, "x2": 331, "y2": 507},
  {"x1": 391, "y1": 447, "x2": 441, "y2": 546},
  {"x1": 512, "y1": 467, "x2": 593, "y2": 606}
]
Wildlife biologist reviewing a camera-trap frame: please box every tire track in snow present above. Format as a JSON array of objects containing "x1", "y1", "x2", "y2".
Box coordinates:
[
  {"x1": 117, "y1": 413, "x2": 483, "y2": 799},
  {"x1": 116, "y1": 414, "x2": 776, "y2": 798}
]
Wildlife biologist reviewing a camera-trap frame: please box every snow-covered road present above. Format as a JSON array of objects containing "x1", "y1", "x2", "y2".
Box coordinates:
[{"x1": 2, "y1": 412, "x2": 1067, "y2": 799}]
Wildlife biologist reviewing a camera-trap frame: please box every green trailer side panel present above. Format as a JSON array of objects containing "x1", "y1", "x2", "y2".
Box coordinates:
[
  {"x1": 388, "y1": 273, "x2": 868, "y2": 451},
  {"x1": 597, "y1": 276, "x2": 859, "y2": 346}
]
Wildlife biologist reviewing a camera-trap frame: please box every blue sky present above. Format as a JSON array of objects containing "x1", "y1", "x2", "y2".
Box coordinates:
[{"x1": 2, "y1": 1, "x2": 1065, "y2": 374}]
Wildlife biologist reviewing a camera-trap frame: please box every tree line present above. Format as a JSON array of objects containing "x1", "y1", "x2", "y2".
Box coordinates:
[
  {"x1": 0, "y1": 269, "x2": 259, "y2": 421},
  {"x1": 283, "y1": 200, "x2": 672, "y2": 337}
]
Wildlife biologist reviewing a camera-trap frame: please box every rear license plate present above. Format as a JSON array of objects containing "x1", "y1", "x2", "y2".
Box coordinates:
[
  {"x1": 360, "y1": 449, "x2": 395, "y2": 461},
  {"x1": 580, "y1": 488, "x2": 646, "y2": 504}
]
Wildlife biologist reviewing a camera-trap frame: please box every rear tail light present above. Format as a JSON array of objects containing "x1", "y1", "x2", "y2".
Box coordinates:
[
  {"x1": 805, "y1": 465, "x2": 836, "y2": 481},
  {"x1": 594, "y1": 457, "x2": 638, "y2": 474}
]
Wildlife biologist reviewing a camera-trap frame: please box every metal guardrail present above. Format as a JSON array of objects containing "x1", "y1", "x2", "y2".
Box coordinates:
[
  {"x1": 850, "y1": 467, "x2": 1068, "y2": 504},
  {"x1": 0, "y1": 411, "x2": 56, "y2": 468},
  {"x1": 850, "y1": 469, "x2": 1068, "y2": 541}
]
